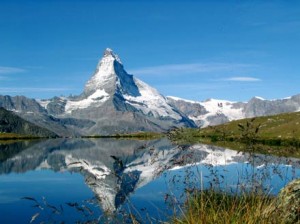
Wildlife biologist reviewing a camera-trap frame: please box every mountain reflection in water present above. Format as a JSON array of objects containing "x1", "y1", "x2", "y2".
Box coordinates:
[{"x1": 0, "y1": 138, "x2": 299, "y2": 223}]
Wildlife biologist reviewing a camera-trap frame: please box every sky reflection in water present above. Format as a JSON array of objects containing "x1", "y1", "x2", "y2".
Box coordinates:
[{"x1": 0, "y1": 138, "x2": 299, "y2": 223}]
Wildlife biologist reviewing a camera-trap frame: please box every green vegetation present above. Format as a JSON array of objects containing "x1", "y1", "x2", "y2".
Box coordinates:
[
  {"x1": 168, "y1": 112, "x2": 300, "y2": 158},
  {"x1": 202, "y1": 111, "x2": 300, "y2": 139},
  {"x1": 6, "y1": 112, "x2": 300, "y2": 223},
  {"x1": 82, "y1": 131, "x2": 164, "y2": 140},
  {"x1": 0, "y1": 133, "x2": 27, "y2": 138},
  {"x1": 171, "y1": 191, "x2": 276, "y2": 224},
  {"x1": 166, "y1": 112, "x2": 300, "y2": 223},
  {"x1": 0, "y1": 132, "x2": 46, "y2": 141},
  {"x1": 170, "y1": 179, "x2": 300, "y2": 224}
]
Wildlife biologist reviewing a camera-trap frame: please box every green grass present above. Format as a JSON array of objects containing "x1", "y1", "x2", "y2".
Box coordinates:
[
  {"x1": 168, "y1": 112, "x2": 300, "y2": 158},
  {"x1": 0, "y1": 132, "x2": 45, "y2": 140},
  {"x1": 82, "y1": 131, "x2": 164, "y2": 140},
  {"x1": 202, "y1": 111, "x2": 300, "y2": 139},
  {"x1": 1, "y1": 130, "x2": 163, "y2": 141},
  {"x1": 170, "y1": 190, "x2": 277, "y2": 224}
]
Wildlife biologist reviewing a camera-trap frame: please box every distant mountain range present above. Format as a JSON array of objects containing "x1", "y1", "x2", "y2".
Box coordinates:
[
  {"x1": 167, "y1": 95, "x2": 300, "y2": 127},
  {"x1": 1, "y1": 48, "x2": 300, "y2": 136}
]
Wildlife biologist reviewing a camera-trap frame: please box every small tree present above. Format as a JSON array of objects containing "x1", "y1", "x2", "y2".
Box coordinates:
[
  {"x1": 238, "y1": 118, "x2": 262, "y2": 155},
  {"x1": 238, "y1": 118, "x2": 261, "y2": 144}
]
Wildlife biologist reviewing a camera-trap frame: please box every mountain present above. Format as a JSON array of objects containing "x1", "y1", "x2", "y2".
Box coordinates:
[
  {"x1": 1, "y1": 48, "x2": 300, "y2": 135},
  {"x1": 0, "y1": 49, "x2": 196, "y2": 136},
  {"x1": 0, "y1": 107, "x2": 57, "y2": 137},
  {"x1": 53, "y1": 48, "x2": 195, "y2": 134},
  {"x1": 0, "y1": 48, "x2": 195, "y2": 136},
  {"x1": 0, "y1": 95, "x2": 94, "y2": 136},
  {"x1": 167, "y1": 95, "x2": 300, "y2": 127}
]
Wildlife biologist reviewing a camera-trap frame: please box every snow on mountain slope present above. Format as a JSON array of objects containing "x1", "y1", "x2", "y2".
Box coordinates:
[
  {"x1": 168, "y1": 94, "x2": 300, "y2": 128},
  {"x1": 84, "y1": 48, "x2": 123, "y2": 95},
  {"x1": 37, "y1": 49, "x2": 175, "y2": 119},
  {"x1": 36, "y1": 99, "x2": 51, "y2": 109},
  {"x1": 13, "y1": 48, "x2": 300, "y2": 134},
  {"x1": 65, "y1": 89, "x2": 109, "y2": 114},
  {"x1": 124, "y1": 79, "x2": 181, "y2": 119},
  {"x1": 84, "y1": 48, "x2": 183, "y2": 120},
  {"x1": 199, "y1": 98, "x2": 244, "y2": 126},
  {"x1": 56, "y1": 48, "x2": 187, "y2": 122},
  {"x1": 167, "y1": 96, "x2": 244, "y2": 127}
]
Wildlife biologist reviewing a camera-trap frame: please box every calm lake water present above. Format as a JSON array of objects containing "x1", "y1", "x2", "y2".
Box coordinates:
[{"x1": 0, "y1": 138, "x2": 300, "y2": 223}]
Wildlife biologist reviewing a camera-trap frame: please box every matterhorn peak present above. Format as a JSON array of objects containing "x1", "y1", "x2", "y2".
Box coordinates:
[
  {"x1": 83, "y1": 48, "x2": 136, "y2": 97},
  {"x1": 103, "y1": 48, "x2": 113, "y2": 56},
  {"x1": 102, "y1": 48, "x2": 122, "y2": 64}
]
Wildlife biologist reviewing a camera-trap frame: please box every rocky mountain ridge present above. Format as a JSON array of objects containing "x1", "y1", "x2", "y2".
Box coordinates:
[
  {"x1": 1, "y1": 49, "x2": 195, "y2": 136},
  {"x1": 1, "y1": 48, "x2": 300, "y2": 136},
  {"x1": 0, "y1": 107, "x2": 57, "y2": 137},
  {"x1": 167, "y1": 95, "x2": 300, "y2": 127}
]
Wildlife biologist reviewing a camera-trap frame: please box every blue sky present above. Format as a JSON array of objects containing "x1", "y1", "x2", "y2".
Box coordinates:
[{"x1": 0, "y1": 0, "x2": 299, "y2": 101}]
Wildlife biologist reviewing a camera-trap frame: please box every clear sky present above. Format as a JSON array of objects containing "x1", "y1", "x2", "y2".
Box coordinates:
[{"x1": 0, "y1": 0, "x2": 299, "y2": 102}]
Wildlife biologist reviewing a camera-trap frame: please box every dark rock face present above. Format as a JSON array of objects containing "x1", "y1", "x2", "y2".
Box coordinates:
[
  {"x1": 0, "y1": 107, "x2": 57, "y2": 137},
  {"x1": 244, "y1": 97, "x2": 300, "y2": 118},
  {"x1": 45, "y1": 97, "x2": 66, "y2": 115},
  {"x1": 167, "y1": 97, "x2": 208, "y2": 117}
]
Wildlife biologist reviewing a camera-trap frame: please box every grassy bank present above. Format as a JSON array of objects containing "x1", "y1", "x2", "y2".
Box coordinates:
[
  {"x1": 171, "y1": 191, "x2": 274, "y2": 224},
  {"x1": 203, "y1": 111, "x2": 300, "y2": 139},
  {"x1": 166, "y1": 113, "x2": 299, "y2": 223},
  {"x1": 82, "y1": 131, "x2": 164, "y2": 140},
  {"x1": 0, "y1": 131, "x2": 163, "y2": 141},
  {"x1": 0, "y1": 133, "x2": 47, "y2": 140},
  {"x1": 169, "y1": 189, "x2": 288, "y2": 224},
  {"x1": 168, "y1": 112, "x2": 300, "y2": 158}
]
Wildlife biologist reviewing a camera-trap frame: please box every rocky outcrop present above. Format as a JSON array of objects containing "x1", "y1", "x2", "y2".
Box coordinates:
[{"x1": 265, "y1": 178, "x2": 300, "y2": 223}]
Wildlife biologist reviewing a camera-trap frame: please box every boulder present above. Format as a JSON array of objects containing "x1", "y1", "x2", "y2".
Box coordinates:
[{"x1": 265, "y1": 178, "x2": 300, "y2": 223}]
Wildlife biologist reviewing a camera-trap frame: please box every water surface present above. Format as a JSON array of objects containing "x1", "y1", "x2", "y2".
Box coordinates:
[{"x1": 0, "y1": 138, "x2": 299, "y2": 223}]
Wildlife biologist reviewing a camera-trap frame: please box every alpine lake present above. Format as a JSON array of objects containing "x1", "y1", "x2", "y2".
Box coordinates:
[{"x1": 0, "y1": 138, "x2": 300, "y2": 223}]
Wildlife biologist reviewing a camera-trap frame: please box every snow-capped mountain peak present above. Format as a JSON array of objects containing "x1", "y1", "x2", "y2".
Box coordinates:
[
  {"x1": 3, "y1": 47, "x2": 300, "y2": 136},
  {"x1": 84, "y1": 49, "x2": 119, "y2": 95},
  {"x1": 83, "y1": 48, "x2": 140, "y2": 98},
  {"x1": 253, "y1": 96, "x2": 265, "y2": 101},
  {"x1": 80, "y1": 48, "x2": 188, "y2": 121},
  {"x1": 167, "y1": 96, "x2": 244, "y2": 127},
  {"x1": 0, "y1": 48, "x2": 197, "y2": 136},
  {"x1": 35, "y1": 48, "x2": 195, "y2": 135},
  {"x1": 103, "y1": 48, "x2": 122, "y2": 64}
]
